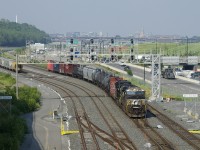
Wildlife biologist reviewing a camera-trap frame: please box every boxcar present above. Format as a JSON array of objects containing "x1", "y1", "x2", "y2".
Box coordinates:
[
  {"x1": 47, "y1": 60, "x2": 54, "y2": 71},
  {"x1": 59, "y1": 62, "x2": 65, "y2": 74},
  {"x1": 64, "y1": 64, "x2": 77, "y2": 76},
  {"x1": 53, "y1": 63, "x2": 60, "y2": 73}
]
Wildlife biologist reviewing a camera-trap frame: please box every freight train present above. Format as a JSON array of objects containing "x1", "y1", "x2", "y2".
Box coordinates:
[
  {"x1": 0, "y1": 57, "x2": 23, "y2": 72},
  {"x1": 47, "y1": 60, "x2": 147, "y2": 118}
]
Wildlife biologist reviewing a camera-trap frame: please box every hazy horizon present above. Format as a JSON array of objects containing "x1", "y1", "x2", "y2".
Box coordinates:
[{"x1": 0, "y1": 0, "x2": 200, "y2": 37}]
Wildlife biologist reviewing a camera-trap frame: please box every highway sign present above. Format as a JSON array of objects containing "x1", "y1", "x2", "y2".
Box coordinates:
[
  {"x1": 0, "y1": 96, "x2": 12, "y2": 100},
  {"x1": 188, "y1": 56, "x2": 198, "y2": 65},
  {"x1": 74, "y1": 51, "x2": 80, "y2": 58},
  {"x1": 183, "y1": 94, "x2": 198, "y2": 98},
  {"x1": 161, "y1": 56, "x2": 179, "y2": 65}
]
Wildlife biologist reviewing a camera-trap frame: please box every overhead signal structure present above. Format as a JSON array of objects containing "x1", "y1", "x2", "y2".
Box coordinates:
[
  {"x1": 89, "y1": 39, "x2": 96, "y2": 62},
  {"x1": 130, "y1": 39, "x2": 134, "y2": 63},
  {"x1": 69, "y1": 39, "x2": 74, "y2": 62},
  {"x1": 110, "y1": 38, "x2": 117, "y2": 62}
]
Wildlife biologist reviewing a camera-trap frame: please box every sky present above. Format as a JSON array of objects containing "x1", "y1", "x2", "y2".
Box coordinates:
[{"x1": 0, "y1": 0, "x2": 199, "y2": 37}]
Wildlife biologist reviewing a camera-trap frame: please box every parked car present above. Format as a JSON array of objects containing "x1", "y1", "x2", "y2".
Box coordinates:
[{"x1": 191, "y1": 72, "x2": 200, "y2": 79}]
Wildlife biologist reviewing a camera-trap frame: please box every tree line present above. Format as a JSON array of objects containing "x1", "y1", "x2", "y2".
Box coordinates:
[
  {"x1": 0, "y1": 73, "x2": 41, "y2": 149},
  {"x1": 0, "y1": 19, "x2": 51, "y2": 47}
]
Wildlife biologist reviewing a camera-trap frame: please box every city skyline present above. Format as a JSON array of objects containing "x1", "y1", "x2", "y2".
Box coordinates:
[{"x1": 0, "y1": 0, "x2": 200, "y2": 37}]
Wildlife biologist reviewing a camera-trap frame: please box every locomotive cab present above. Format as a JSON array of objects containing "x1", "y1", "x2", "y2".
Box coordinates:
[{"x1": 122, "y1": 87, "x2": 146, "y2": 117}]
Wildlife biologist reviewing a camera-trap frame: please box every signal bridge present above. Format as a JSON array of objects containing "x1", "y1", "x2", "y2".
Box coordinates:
[
  {"x1": 17, "y1": 54, "x2": 200, "y2": 101},
  {"x1": 18, "y1": 53, "x2": 200, "y2": 65}
]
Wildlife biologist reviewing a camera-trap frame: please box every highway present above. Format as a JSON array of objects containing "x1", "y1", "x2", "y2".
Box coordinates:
[{"x1": 108, "y1": 63, "x2": 200, "y2": 96}]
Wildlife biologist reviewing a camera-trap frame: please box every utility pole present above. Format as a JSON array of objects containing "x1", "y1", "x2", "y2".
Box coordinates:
[
  {"x1": 186, "y1": 36, "x2": 188, "y2": 57},
  {"x1": 16, "y1": 54, "x2": 19, "y2": 99},
  {"x1": 60, "y1": 41, "x2": 62, "y2": 62}
]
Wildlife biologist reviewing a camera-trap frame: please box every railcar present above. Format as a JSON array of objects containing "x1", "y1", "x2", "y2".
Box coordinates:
[
  {"x1": 64, "y1": 64, "x2": 78, "y2": 76},
  {"x1": 46, "y1": 62, "x2": 147, "y2": 117},
  {"x1": 0, "y1": 57, "x2": 23, "y2": 72},
  {"x1": 109, "y1": 76, "x2": 146, "y2": 117},
  {"x1": 47, "y1": 60, "x2": 54, "y2": 71},
  {"x1": 83, "y1": 66, "x2": 100, "y2": 82}
]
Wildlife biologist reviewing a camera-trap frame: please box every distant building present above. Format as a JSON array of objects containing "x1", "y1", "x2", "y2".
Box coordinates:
[{"x1": 30, "y1": 43, "x2": 45, "y2": 52}]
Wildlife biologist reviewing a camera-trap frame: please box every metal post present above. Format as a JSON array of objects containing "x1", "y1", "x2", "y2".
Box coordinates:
[
  {"x1": 16, "y1": 54, "x2": 19, "y2": 99},
  {"x1": 144, "y1": 63, "x2": 145, "y2": 84},
  {"x1": 60, "y1": 41, "x2": 61, "y2": 62},
  {"x1": 186, "y1": 36, "x2": 188, "y2": 57}
]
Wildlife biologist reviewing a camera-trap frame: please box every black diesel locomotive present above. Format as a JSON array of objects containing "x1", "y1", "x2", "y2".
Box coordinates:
[{"x1": 47, "y1": 62, "x2": 147, "y2": 118}]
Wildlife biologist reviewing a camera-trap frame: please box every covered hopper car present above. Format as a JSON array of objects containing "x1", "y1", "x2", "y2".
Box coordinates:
[
  {"x1": 0, "y1": 57, "x2": 23, "y2": 72},
  {"x1": 47, "y1": 62, "x2": 147, "y2": 118}
]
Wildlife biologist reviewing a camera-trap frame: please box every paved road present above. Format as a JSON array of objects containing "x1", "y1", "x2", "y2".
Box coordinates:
[
  {"x1": 108, "y1": 63, "x2": 200, "y2": 96},
  {"x1": 20, "y1": 76, "x2": 65, "y2": 150}
]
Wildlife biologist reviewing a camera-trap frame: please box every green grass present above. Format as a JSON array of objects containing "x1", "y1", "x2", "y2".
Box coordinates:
[
  {"x1": 126, "y1": 42, "x2": 200, "y2": 56},
  {"x1": 0, "y1": 73, "x2": 15, "y2": 90}
]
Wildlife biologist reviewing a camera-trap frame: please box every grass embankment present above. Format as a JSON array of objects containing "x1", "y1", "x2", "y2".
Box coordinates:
[
  {"x1": 124, "y1": 42, "x2": 200, "y2": 56},
  {"x1": 0, "y1": 72, "x2": 41, "y2": 150}
]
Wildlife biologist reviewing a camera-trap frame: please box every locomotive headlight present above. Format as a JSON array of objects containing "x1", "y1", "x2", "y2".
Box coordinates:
[{"x1": 132, "y1": 100, "x2": 139, "y2": 105}]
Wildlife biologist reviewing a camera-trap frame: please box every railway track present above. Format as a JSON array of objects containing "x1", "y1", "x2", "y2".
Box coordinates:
[
  {"x1": 22, "y1": 69, "x2": 137, "y2": 149},
  {"x1": 133, "y1": 118, "x2": 175, "y2": 150},
  {"x1": 19, "y1": 65, "x2": 200, "y2": 149},
  {"x1": 148, "y1": 103, "x2": 200, "y2": 150}
]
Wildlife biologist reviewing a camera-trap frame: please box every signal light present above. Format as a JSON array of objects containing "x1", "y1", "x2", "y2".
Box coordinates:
[
  {"x1": 90, "y1": 39, "x2": 94, "y2": 44},
  {"x1": 111, "y1": 39, "x2": 114, "y2": 44},
  {"x1": 131, "y1": 48, "x2": 133, "y2": 53},
  {"x1": 111, "y1": 55, "x2": 114, "y2": 61},
  {"x1": 130, "y1": 55, "x2": 134, "y2": 61},
  {"x1": 111, "y1": 48, "x2": 114, "y2": 52},
  {"x1": 91, "y1": 55, "x2": 94, "y2": 61},
  {"x1": 70, "y1": 39, "x2": 73, "y2": 44},
  {"x1": 70, "y1": 55, "x2": 73, "y2": 61},
  {"x1": 70, "y1": 48, "x2": 73, "y2": 52},
  {"x1": 130, "y1": 39, "x2": 134, "y2": 44}
]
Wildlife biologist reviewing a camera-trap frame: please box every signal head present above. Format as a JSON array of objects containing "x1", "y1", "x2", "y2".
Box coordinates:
[
  {"x1": 91, "y1": 55, "x2": 94, "y2": 61},
  {"x1": 70, "y1": 48, "x2": 73, "y2": 52},
  {"x1": 111, "y1": 55, "x2": 114, "y2": 60},
  {"x1": 131, "y1": 48, "x2": 133, "y2": 53},
  {"x1": 70, "y1": 55, "x2": 73, "y2": 61},
  {"x1": 70, "y1": 39, "x2": 73, "y2": 44},
  {"x1": 130, "y1": 39, "x2": 134, "y2": 44},
  {"x1": 130, "y1": 55, "x2": 134, "y2": 61},
  {"x1": 90, "y1": 39, "x2": 94, "y2": 44},
  {"x1": 111, "y1": 39, "x2": 114, "y2": 44}
]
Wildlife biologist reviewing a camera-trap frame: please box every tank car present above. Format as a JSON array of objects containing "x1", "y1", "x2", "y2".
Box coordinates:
[{"x1": 83, "y1": 66, "x2": 100, "y2": 82}]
